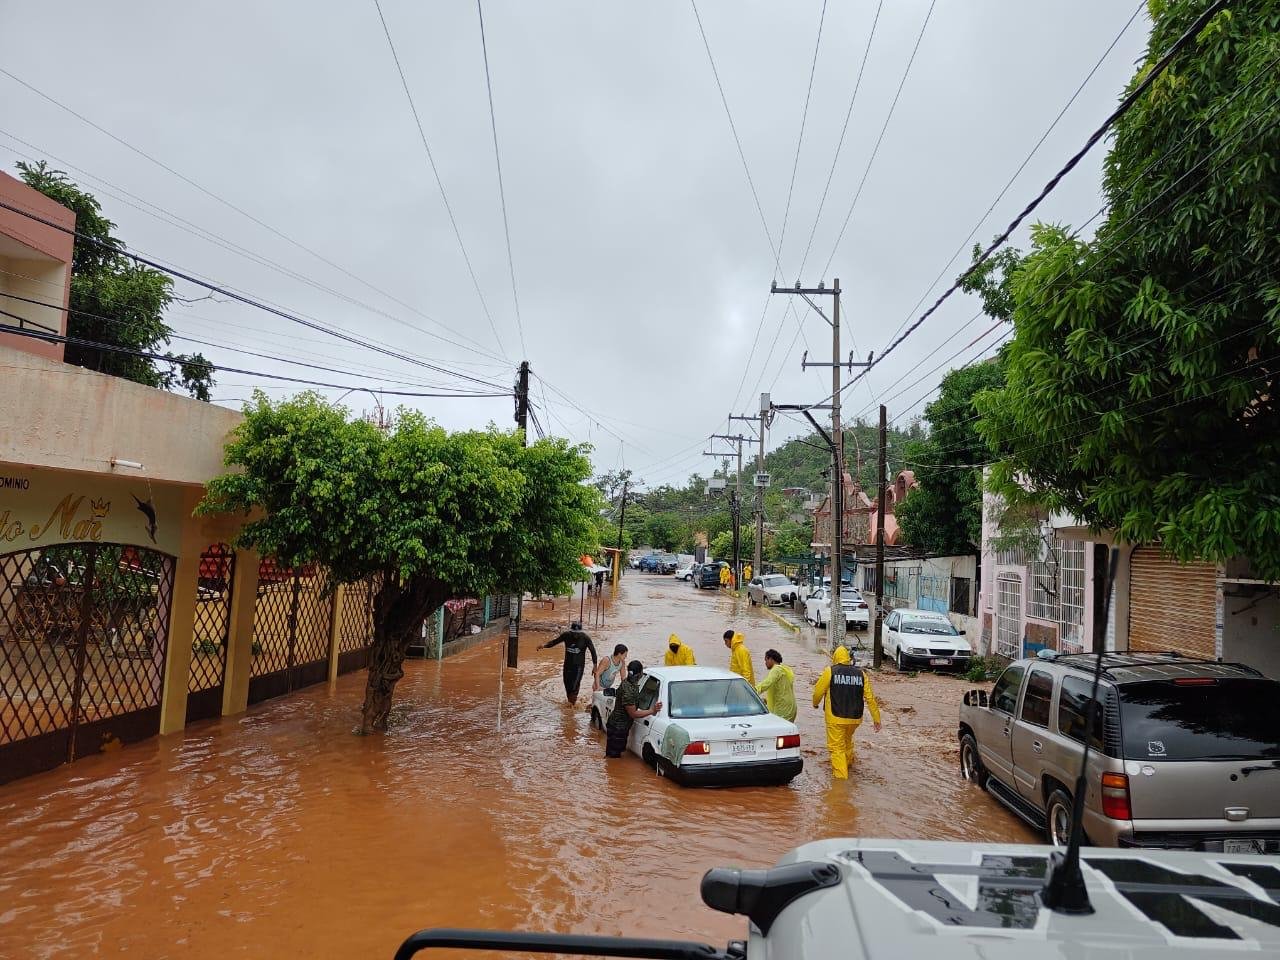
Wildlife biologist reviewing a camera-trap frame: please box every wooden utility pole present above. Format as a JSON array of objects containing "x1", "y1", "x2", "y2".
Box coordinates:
[
  {"x1": 729, "y1": 413, "x2": 764, "y2": 583},
  {"x1": 873, "y1": 403, "x2": 888, "y2": 669},
  {"x1": 508, "y1": 360, "x2": 530, "y2": 669},
  {"x1": 710, "y1": 433, "x2": 747, "y2": 581}
]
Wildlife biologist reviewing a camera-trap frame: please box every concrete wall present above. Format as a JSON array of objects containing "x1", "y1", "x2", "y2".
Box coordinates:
[
  {"x1": 0, "y1": 171, "x2": 74, "y2": 362},
  {"x1": 0, "y1": 342, "x2": 243, "y2": 486}
]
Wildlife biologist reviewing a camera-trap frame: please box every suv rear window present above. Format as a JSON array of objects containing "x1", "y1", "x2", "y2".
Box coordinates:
[
  {"x1": 1118, "y1": 678, "x2": 1280, "y2": 760},
  {"x1": 1057, "y1": 675, "x2": 1108, "y2": 752}
]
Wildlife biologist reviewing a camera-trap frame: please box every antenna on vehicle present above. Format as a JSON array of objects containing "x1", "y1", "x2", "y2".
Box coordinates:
[{"x1": 1041, "y1": 547, "x2": 1119, "y2": 914}]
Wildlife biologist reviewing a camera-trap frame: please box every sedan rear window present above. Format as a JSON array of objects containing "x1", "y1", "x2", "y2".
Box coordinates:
[
  {"x1": 668, "y1": 679, "x2": 767, "y2": 719},
  {"x1": 1119, "y1": 679, "x2": 1280, "y2": 761}
]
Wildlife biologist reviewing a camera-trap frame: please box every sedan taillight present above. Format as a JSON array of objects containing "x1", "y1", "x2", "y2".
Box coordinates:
[
  {"x1": 1100, "y1": 771, "x2": 1132, "y2": 820},
  {"x1": 683, "y1": 741, "x2": 711, "y2": 756},
  {"x1": 776, "y1": 734, "x2": 800, "y2": 750}
]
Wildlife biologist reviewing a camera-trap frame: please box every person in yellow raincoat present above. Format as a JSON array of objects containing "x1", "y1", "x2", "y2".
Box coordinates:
[
  {"x1": 719, "y1": 564, "x2": 731, "y2": 589},
  {"x1": 664, "y1": 634, "x2": 696, "y2": 666},
  {"x1": 756, "y1": 649, "x2": 797, "y2": 721},
  {"x1": 812, "y1": 645, "x2": 881, "y2": 779},
  {"x1": 722, "y1": 630, "x2": 755, "y2": 685},
  {"x1": 742, "y1": 562, "x2": 753, "y2": 582}
]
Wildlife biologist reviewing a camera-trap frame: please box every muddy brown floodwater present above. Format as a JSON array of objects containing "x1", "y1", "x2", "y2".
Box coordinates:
[{"x1": 0, "y1": 576, "x2": 1034, "y2": 958}]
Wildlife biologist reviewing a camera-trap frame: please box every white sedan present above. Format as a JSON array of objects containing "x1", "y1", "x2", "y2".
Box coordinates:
[
  {"x1": 884, "y1": 608, "x2": 972, "y2": 671},
  {"x1": 804, "y1": 586, "x2": 870, "y2": 630},
  {"x1": 590, "y1": 666, "x2": 802, "y2": 787},
  {"x1": 674, "y1": 563, "x2": 695, "y2": 581}
]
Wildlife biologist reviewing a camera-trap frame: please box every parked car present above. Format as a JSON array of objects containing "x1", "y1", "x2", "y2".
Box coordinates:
[
  {"x1": 589, "y1": 666, "x2": 802, "y2": 786},
  {"x1": 674, "y1": 563, "x2": 695, "y2": 581},
  {"x1": 637, "y1": 554, "x2": 660, "y2": 573},
  {"x1": 657, "y1": 554, "x2": 679, "y2": 574},
  {"x1": 803, "y1": 586, "x2": 869, "y2": 630},
  {"x1": 884, "y1": 608, "x2": 971, "y2": 671},
  {"x1": 958, "y1": 650, "x2": 1280, "y2": 850},
  {"x1": 693, "y1": 562, "x2": 725, "y2": 590},
  {"x1": 746, "y1": 573, "x2": 797, "y2": 606}
]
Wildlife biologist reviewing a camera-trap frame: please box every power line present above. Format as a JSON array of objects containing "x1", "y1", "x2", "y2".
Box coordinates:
[
  {"x1": 878, "y1": 1, "x2": 1146, "y2": 351},
  {"x1": 819, "y1": 0, "x2": 938, "y2": 278},
  {"x1": 0, "y1": 131, "x2": 506, "y2": 362},
  {"x1": 0, "y1": 196, "x2": 510, "y2": 392},
  {"x1": 0, "y1": 67, "x2": 504, "y2": 363},
  {"x1": 0, "y1": 320, "x2": 512, "y2": 398},
  {"x1": 369, "y1": 0, "x2": 509, "y2": 360},
  {"x1": 775, "y1": 0, "x2": 828, "y2": 268},
  {"x1": 842, "y1": 0, "x2": 1231, "y2": 391},
  {"x1": 475, "y1": 0, "x2": 530, "y2": 361}
]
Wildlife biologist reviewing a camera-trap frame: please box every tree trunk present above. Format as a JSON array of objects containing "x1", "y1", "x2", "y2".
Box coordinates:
[{"x1": 359, "y1": 575, "x2": 446, "y2": 734}]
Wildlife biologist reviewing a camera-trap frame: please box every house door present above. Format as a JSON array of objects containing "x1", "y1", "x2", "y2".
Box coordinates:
[
  {"x1": 0, "y1": 542, "x2": 174, "y2": 785},
  {"x1": 996, "y1": 576, "x2": 1023, "y2": 659},
  {"x1": 186, "y1": 543, "x2": 235, "y2": 724},
  {"x1": 1128, "y1": 547, "x2": 1216, "y2": 657}
]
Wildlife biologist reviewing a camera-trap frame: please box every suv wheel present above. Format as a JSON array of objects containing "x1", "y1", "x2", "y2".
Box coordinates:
[
  {"x1": 959, "y1": 733, "x2": 988, "y2": 789},
  {"x1": 1045, "y1": 788, "x2": 1075, "y2": 847}
]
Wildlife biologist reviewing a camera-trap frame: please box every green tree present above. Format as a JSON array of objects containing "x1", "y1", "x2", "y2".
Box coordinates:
[
  {"x1": 897, "y1": 362, "x2": 1005, "y2": 555},
  {"x1": 198, "y1": 392, "x2": 597, "y2": 732},
  {"x1": 973, "y1": 2, "x2": 1280, "y2": 578},
  {"x1": 15, "y1": 161, "x2": 214, "y2": 399}
]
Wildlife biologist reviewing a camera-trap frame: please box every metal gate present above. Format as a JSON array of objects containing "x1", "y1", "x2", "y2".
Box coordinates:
[
  {"x1": 0, "y1": 542, "x2": 175, "y2": 785},
  {"x1": 186, "y1": 543, "x2": 235, "y2": 724},
  {"x1": 248, "y1": 563, "x2": 334, "y2": 705},
  {"x1": 996, "y1": 575, "x2": 1022, "y2": 659},
  {"x1": 1129, "y1": 547, "x2": 1216, "y2": 658},
  {"x1": 337, "y1": 577, "x2": 375, "y2": 675}
]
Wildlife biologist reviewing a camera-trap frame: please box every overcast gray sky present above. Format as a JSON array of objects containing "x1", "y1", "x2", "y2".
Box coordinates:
[{"x1": 0, "y1": 0, "x2": 1148, "y2": 488}]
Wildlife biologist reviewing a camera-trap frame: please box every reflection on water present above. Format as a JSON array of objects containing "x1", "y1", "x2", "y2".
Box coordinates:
[{"x1": 0, "y1": 577, "x2": 1032, "y2": 958}]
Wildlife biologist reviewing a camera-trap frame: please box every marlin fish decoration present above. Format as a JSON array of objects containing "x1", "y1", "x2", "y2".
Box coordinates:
[{"x1": 131, "y1": 493, "x2": 158, "y2": 544}]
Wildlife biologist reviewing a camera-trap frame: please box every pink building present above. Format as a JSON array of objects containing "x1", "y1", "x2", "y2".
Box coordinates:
[{"x1": 0, "y1": 171, "x2": 75, "y2": 362}]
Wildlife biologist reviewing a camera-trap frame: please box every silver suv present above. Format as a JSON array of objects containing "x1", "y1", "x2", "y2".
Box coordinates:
[{"x1": 958, "y1": 651, "x2": 1280, "y2": 851}]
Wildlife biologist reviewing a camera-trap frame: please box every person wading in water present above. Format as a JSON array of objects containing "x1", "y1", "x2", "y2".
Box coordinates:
[{"x1": 539, "y1": 621, "x2": 598, "y2": 705}]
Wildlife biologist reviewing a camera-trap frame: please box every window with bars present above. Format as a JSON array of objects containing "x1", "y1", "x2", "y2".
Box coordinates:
[
  {"x1": 1028, "y1": 539, "x2": 1060, "y2": 622},
  {"x1": 1058, "y1": 539, "x2": 1086, "y2": 653},
  {"x1": 996, "y1": 576, "x2": 1022, "y2": 659},
  {"x1": 996, "y1": 546, "x2": 1027, "y2": 566}
]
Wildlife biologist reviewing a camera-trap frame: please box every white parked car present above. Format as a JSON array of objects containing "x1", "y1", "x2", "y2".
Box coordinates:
[
  {"x1": 590, "y1": 666, "x2": 802, "y2": 787},
  {"x1": 674, "y1": 563, "x2": 695, "y2": 581},
  {"x1": 884, "y1": 607, "x2": 972, "y2": 671},
  {"x1": 746, "y1": 573, "x2": 797, "y2": 606},
  {"x1": 803, "y1": 586, "x2": 869, "y2": 630}
]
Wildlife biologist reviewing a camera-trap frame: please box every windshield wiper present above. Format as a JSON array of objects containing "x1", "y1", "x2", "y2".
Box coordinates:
[{"x1": 1241, "y1": 760, "x2": 1280, "y2": 778}]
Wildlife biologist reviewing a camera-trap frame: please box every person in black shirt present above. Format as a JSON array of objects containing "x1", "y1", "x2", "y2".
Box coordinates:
[{"x1": 539, "y1": 621, "x2": 598, "y2": 705}]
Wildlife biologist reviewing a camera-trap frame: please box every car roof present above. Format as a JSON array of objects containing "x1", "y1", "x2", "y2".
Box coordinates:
[
  {"x1": 1035, "y1": 651, "x2": 1266, "y2": 684},
  {"x1": 644, "y1": 666, "x2": 743, "y2": 682}
]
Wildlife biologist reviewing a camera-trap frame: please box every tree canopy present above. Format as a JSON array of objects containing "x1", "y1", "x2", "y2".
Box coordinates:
[
  {"x1": 897, "y1": 361, "x2": 1005, "y2": 556},
  {"x1": 972, "y1": 1, "x2": 1280, "y2": 577},
  {"x1": 16, "y1": 161, "x2": 214, "y2": 400},
  {"x1": 198, "y1": 392, "x2": 598, "y2": 730}
]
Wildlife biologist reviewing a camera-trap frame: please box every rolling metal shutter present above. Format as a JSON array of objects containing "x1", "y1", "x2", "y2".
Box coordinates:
[{"x1": 1128, "y1": 547, "x2": 1216, "y2": 658}]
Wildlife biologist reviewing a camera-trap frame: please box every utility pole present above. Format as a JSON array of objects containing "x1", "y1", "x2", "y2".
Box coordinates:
[
  {"x1": 772, "y1": 278, "x2": 869, "y2": 648},
  {"x1": 873, "y1": 404, "x2": 888, "y2": 669},
  {"x1": 615, "y1": 480, "x2": 629, "y2": 558},
  {"x1": 729, "y1": 413, "x2": 766, "y2": 581},
  {"x1": 509, "y1": 360, "x2": 530, "y2": 669},
  {"x1": 710, "y1": 434, "x2": 747, "y2": 580}
]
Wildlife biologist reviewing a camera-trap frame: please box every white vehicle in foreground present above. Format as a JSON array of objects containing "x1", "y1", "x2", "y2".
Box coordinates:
[
  {"x1": 804, "y1": 586, "x2": 869, "y2": 630},
  {"x1": 590, "y1": 666, "x2": 802, "y2": 787},
  {"x1": 674, "y1": 563, "x2": 695, "y2": 581},
  {"x1": 884, "y1": 608, "x2": 972, "y2": 672}
]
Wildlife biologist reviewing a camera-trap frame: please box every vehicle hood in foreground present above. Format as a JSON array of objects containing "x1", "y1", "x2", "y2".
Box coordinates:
[{"x1": 752, "y1": 838, "x2": 1280, "y2": 958}]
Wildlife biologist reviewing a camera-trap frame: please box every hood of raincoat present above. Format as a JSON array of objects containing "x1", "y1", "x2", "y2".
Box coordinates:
[
  {"x1": 668, "y1": 633, "x2": 682, "y2": 652},
  {"x1": 832, "y1": 645, "x2": 851, "y2": 665},
  {"x1": 731, "y1": 632, "x2": 746, "y2": 650}
]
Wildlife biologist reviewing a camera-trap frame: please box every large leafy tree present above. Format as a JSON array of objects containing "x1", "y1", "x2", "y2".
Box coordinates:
[
  {"x1": 16, "y1": 161, "x2": 214, "y2": 399},
  {"x1": 198, "y1": 393, "x2": 598, "y2": 732},
  {"x1": 897, "y1": 362, "x2": 1005, "y2": 555},
  {"x1": 972, "y1": 2, "x2": 1280, "y2": 577}
]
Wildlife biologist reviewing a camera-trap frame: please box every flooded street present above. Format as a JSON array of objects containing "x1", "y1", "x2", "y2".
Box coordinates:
[{"x1": 0, "y1": 576, "x2": 1033, "y2": 958}]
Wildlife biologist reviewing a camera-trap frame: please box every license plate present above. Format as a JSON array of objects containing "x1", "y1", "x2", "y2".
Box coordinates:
[
  {"x1": 731, "y1": 741, "x2": 756, "y2": 756},
  {"x1": 1224, "y1": 839, "x2": 1267, "y2": 855},
  {"x1": 930, "y1": 658, "x2": 951, "y2": 666}
]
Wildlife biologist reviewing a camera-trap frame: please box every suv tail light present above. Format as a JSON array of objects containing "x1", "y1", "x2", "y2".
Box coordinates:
[
  {"x1": 683, "y1": 741, "x2": 711, "y2": 756},
  {"x1": 776, "y1": 734, "x2": 800, "y2": 750},
  {"x1": 1101, "y1": 771, "x2": 1132, "y2": 820}
]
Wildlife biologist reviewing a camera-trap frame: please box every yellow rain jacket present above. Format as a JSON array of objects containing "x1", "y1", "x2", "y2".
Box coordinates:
[
  {"x1": 664, "y1": 635, "x2": 697, "y2": 667},
  {"x1": 812, "y1": 645, "x2": 880, "y2": 779},
  {"x1": 757, "y1": 663, "x2": 797, "y2": 722},
  {"x1": 728, "y1": 633, "x2": 755, "y2": 686}
]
